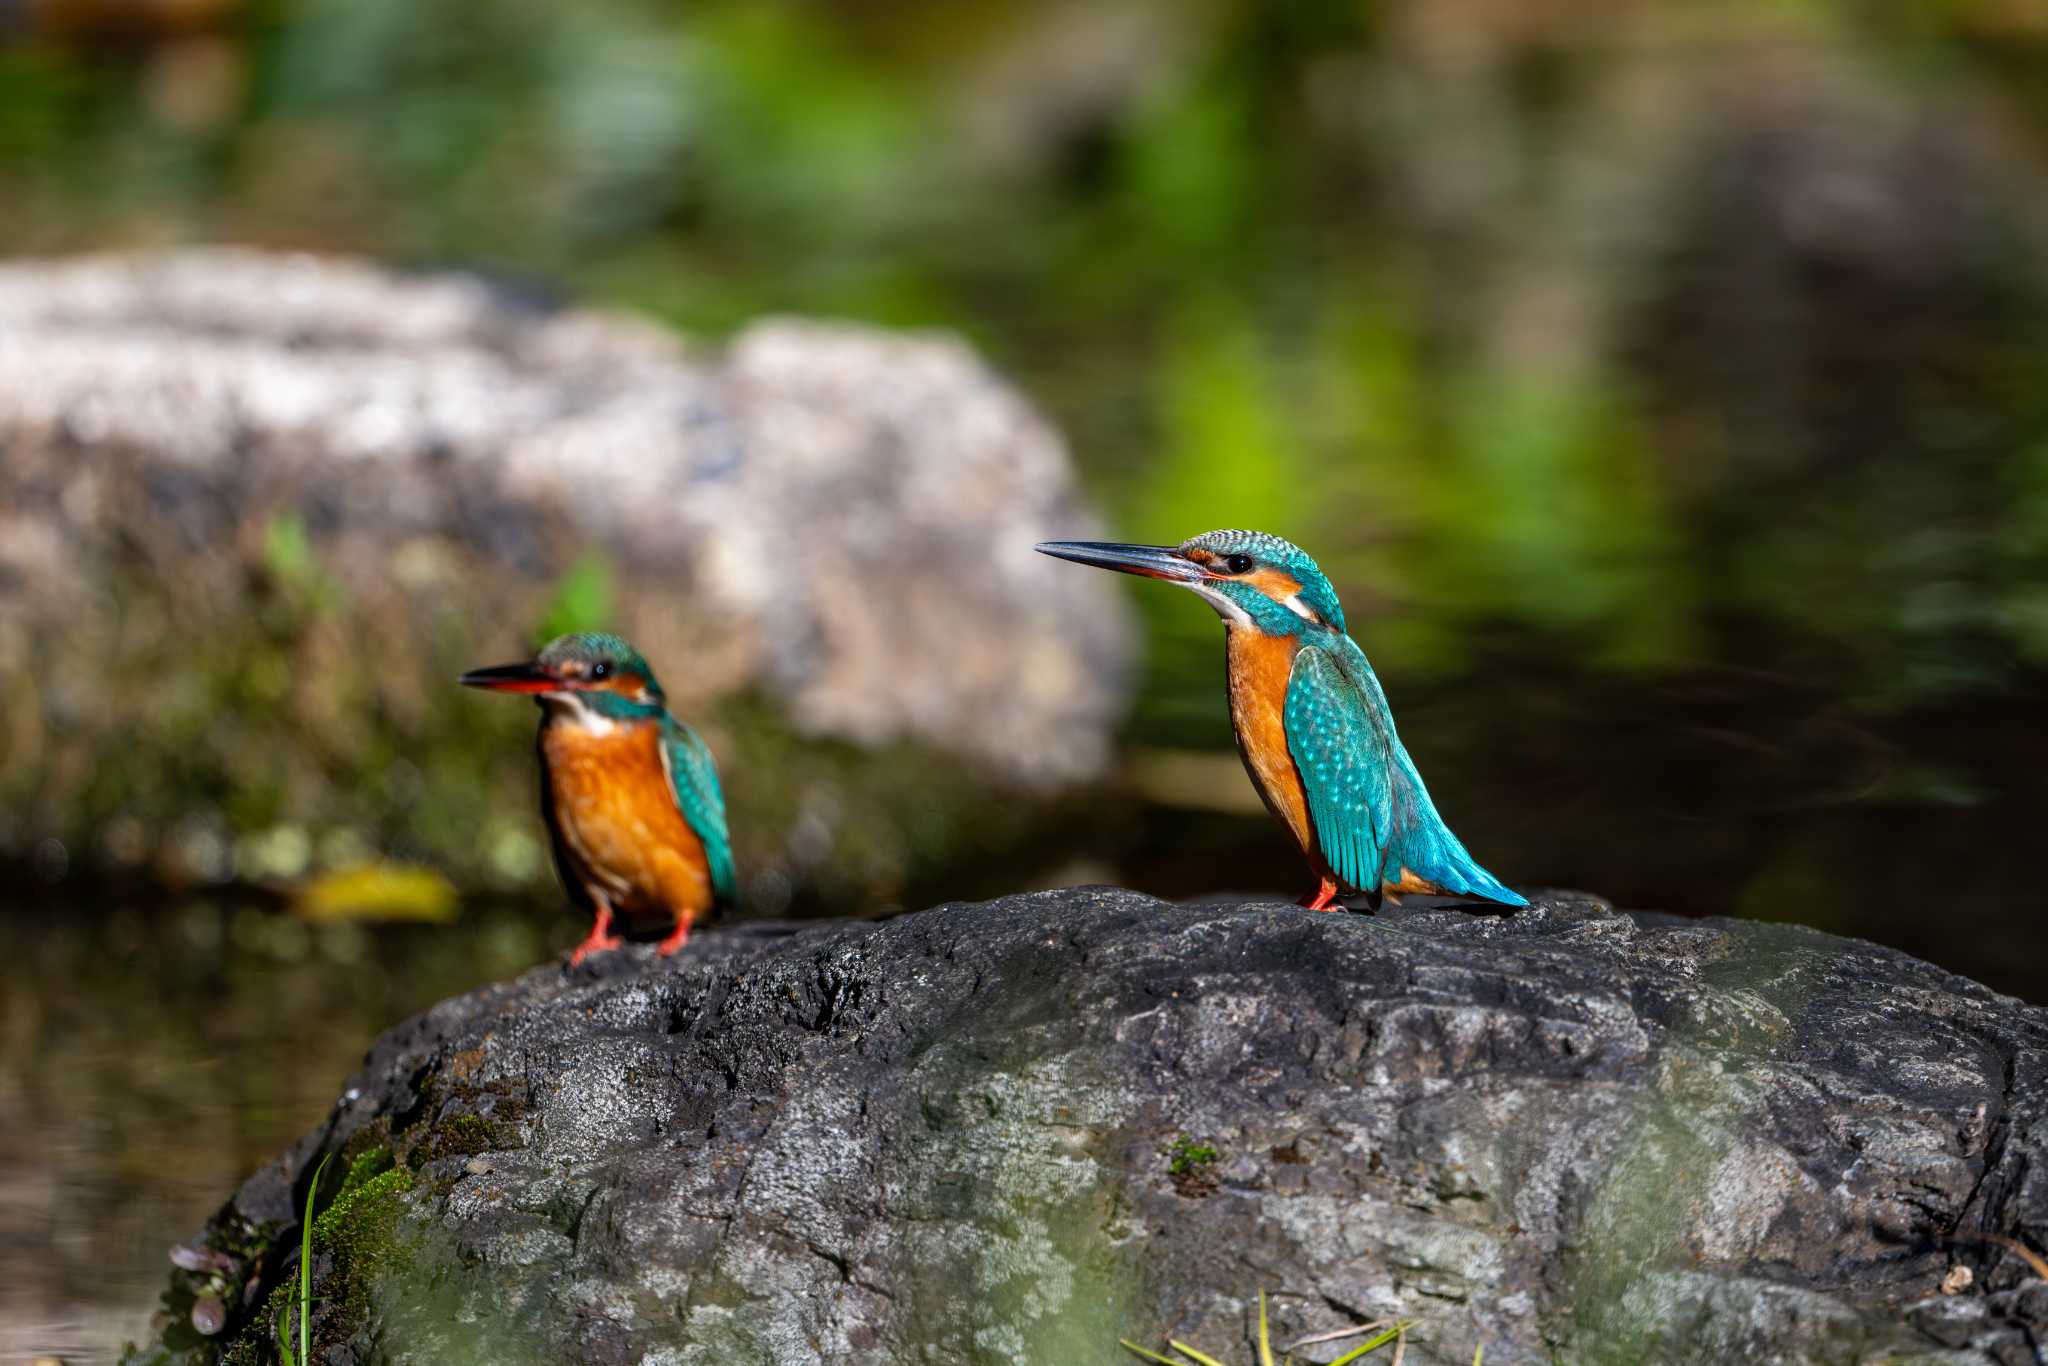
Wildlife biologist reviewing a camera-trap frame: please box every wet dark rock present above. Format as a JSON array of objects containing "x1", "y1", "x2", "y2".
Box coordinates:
[{"x1": 133, "y1": 889, "x2": 2048, "y2": 1364}]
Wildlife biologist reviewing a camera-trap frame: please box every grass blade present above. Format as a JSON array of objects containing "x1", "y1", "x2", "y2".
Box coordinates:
[
  {"x1": 1325, "y1": 1320, "x2": 1415, "y2": 1365},
  {"x1": 1283, "y1": 1319, "x2": 1394, "y2": 1352},
  {"x1": 299, "y1": 1151, "x2": 332, "y2": 1366},
  {"x1": 1257, "y1": 1290, "x2": 1275, "y2": 1366},
  {"x1": 1168, "y1": 1342, "x2": 1230, "y2": 1366},
  {"x1": 1473, "y1": 1347, "x2": 1485, "y2": 1365},
  {"x1": 274, "y1": 1299, "x2": 296, "y2": 1366},
  {"x1": 1118, "y1": 1341, "x2": 1186, "y2": 1366}
]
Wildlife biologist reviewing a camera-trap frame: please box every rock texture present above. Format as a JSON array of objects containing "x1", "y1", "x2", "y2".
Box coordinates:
[
  {"x1": 0, "y1": 249, "x2": 1131, "y2": 893},
  {"x1": 131, "y1": 888, "x2": 2048, "y2": 1365}
]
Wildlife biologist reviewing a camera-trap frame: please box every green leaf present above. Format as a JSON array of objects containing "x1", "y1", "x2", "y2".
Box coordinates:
[
  {"x1": 1168, "y1": 1342, "x2": 1230, "y2": 1366},
  {"x1": 1117, "y1": 1341, "x2": 1186, "y2": 1366},
  {"x1": 263, "y1": 512, "x2": 315, "y2": 586},
  {"x1": 261, "y1": 510, "x2": 345, "y2": 614},
  {"x1": 535, "y1": 552, "x2": 615, "y2": 644},
  {"x1": 1257, "y1": 1289, "x2": 1275, "y2": 1366}
]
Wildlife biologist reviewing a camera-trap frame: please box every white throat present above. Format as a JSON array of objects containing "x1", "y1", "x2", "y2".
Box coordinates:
[
  {"x1": 1186, "y1": 581, "x2": 1253, "y2": 627},
  {"x1": 541, "y1": 691, "x2": 619, "y2": 736}
]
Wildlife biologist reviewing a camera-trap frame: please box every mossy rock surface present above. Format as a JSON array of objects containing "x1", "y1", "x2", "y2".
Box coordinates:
[{"x1": 132, "y1": 889, "x2": 2048, "y2": 1364}]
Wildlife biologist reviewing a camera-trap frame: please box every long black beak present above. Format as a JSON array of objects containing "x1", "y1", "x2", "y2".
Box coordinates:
[
  {"x1": 458, "y1": 660, "x2": 557, "y2": 694},
  {"x1": 1034, "y1": 540, "x2": 1204, "y2": 582}
]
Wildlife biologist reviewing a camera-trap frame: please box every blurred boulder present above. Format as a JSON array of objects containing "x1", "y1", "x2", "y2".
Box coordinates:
[
  {"x1": 0, "y1": 249, "x2": 1133, "y2": 902},
  {"x1": 129, "y1": 888, "x2": 2048, "y2": 1364}
]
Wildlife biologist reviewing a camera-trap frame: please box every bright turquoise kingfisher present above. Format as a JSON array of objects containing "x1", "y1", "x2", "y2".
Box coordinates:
[
  {"x1": 460, "y1": 632, "x2": 736, "y2": 963},
  {"x1": 1037, "y1": 531, "x2": 1525, "y2": 913}
]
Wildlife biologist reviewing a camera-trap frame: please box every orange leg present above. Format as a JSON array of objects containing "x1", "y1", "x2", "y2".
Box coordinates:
[
  {"x1": 1299, "y1": 876, "x2": 1343, "y2": 912},
  {"x1": 568, "y1": 897, "x2": 625, "y2": 965},
  {"x1": 654, "y1": 913, "x2": 694, "y2": 957}
]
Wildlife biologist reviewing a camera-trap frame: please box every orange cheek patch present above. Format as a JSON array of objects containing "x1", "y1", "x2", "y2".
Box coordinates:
[
  {"x1": 1243, "y1": 568, "x2": 1304, "y2": 600},
  {"x1": 594, "y1": 673, "x2": 655, "y2": 705}
]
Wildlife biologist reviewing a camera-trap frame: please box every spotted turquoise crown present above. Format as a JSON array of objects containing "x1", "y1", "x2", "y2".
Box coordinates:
[
  {"x1": 537, "y1": 631, "x2": 666, "y2": 719},
  {"x1": 1182, "y1": 529, "x2": 1347, "y2": 636},
  {"x1": 538, "y1": 632, "x2": 656, "y2": 681}
]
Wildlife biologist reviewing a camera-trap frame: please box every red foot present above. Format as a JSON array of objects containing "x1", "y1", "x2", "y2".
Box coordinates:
[
  {"x1": 654, "y1": 915, "x2": 694, "y2": 957},
  {"x1": 1299, "y1": 877, "x2": 1343, "y2": 912},
  {"x1": 568, "y1": 900, "x2": 625, "y2": 966}
]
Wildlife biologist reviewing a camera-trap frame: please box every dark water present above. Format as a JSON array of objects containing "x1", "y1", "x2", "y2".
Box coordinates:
[{"x1": 0, "y1": 899, "x2": 556, "y2": 1360}]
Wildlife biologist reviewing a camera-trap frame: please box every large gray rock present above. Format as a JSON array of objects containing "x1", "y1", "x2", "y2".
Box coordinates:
[
  {"x1": 0, "y1": 250, "x2": 1131, "y2": 896},
  {"x1": 131, "y1": 889, "x2": 2048, "y2": 1364}
]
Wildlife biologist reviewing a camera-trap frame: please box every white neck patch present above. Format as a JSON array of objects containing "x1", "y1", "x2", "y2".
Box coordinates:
[
  {"x1": 1186, "y1": 581, "x2": 1253, "y2": 627},
  {"x1": 542, "y1": 691, "x2": 619, "y2": 736}
]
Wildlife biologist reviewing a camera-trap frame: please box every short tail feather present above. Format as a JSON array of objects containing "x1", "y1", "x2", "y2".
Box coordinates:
[{"x1": 1397, "y1": 824, "x2": 1527, "y2": 907}]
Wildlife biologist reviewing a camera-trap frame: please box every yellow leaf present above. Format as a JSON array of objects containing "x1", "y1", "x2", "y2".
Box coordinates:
[{"x1": 294, "y1": 863, "x2": 459, "y2": 923}]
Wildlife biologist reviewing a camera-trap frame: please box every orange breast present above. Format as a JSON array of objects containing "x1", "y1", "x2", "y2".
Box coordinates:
[
  {"x1": 541, "y1": 721, "x2": 714, "y2": 927},
  {"x1": 1226, "y1": 629, "x2": 1318, "y2": 866}
]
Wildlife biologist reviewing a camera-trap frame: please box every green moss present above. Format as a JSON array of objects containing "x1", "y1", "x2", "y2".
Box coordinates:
[
  {"x1": 417, "y1": 1111, "x2": 495, "y2": 1163},
  {"x1": 228, "y1": 1151, "x2": 416, "y2": 1357},
  {"x1": 1164, "y1": 1137, "x2": 1220, "y2": 1198},
  {"x1": 313, "y1": 1165, "x2": 411, "y2": 1247},
  {"x1": 338, "y1": 1145, "x2": 396, "y2": 1194},
  {"x1": 1165, "y1": 1138, "x2": 1217, "y2": 1177}
]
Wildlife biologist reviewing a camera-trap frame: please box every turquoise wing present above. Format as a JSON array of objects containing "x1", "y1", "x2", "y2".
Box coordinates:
[
  {"x1": 1288, "y1": 636, "x2": 1528, "y2": 906},
  {"x1": 1283, "y1": 644, "x2": 1396, "y2": 893},
  {"x1": 660, "y1": 717, "x2": 737, "y2": 909}
]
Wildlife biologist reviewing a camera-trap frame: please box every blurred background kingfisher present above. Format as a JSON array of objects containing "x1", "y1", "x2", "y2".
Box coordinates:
[
  {"x1": 1038, "y1": 531, "x2": 1526, "y2": 913},
  {"x1": 460, "y1": 632, "x2": 735, "y2": 962}
]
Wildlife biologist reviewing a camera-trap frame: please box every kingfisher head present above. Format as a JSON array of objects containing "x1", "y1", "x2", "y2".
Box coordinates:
[
  {"x1": 1036, "y1": 529, "x2": 1346, "y2": 638},
  {"x1": 459, "y1": 631, "x2": 667, "y2": 727}
]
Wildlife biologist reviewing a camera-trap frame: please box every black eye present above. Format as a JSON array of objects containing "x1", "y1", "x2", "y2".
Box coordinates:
[
  {"x1": 1225, "y1": 554, "x2": 1254, "y2": 575},
  {"x1": 590, "y1": 661, "x2": 611, "y2": 680}
]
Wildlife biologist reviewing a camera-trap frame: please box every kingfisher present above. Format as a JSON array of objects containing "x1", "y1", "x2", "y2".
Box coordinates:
[
  {"x1": 1037, "y1": 530, "x2": 1525, "y2": 913},
  {"x1": 460, "y1": 632, "x2": 736, "y2": 963}
]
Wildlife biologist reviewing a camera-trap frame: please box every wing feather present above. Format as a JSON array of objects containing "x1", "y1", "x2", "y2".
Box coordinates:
[
  {"x1": 1284, "y1": 645, "x2": 1395, "y2": 892},
  {"x1": 1310, "y1": 634, "x2": 1528, "y2": 906},
  {"x1": 659, "y1": 719, "x2": 737, "y2": 908}
]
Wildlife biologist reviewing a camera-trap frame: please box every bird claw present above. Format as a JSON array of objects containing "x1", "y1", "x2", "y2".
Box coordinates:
[
  {"x1": 566, "y1": 900, "x2": 628, "y2": 966},
  {"x1": 567, "y1": 932, "x2": 624, "y2": 966},
  {"x1": 1300, "y1": 878, "x2": 1344, "y2": 912},
  {"x1": 654, "y1": 918, "x2": 693, "y2": 957}
]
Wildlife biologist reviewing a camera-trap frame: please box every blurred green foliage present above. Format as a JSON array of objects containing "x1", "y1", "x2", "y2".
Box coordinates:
[
  {"x1": 5, "y1": 0, "x2": 2046, "y2": 687},
  {"x1": 532, "y1": 553, "x2": 616, "y2": 646}
]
